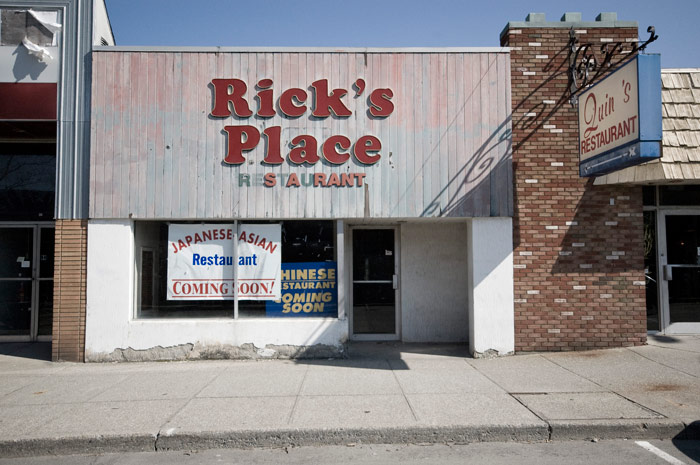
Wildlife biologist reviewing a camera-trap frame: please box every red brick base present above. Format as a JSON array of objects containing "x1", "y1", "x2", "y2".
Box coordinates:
[{"x1": 52, "y1": 219, "x2": 87, "y2": 362}]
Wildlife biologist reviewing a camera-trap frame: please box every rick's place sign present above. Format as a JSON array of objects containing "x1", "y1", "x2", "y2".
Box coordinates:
[{"x1": 578, "y1": 54, "x2": 662, "y2": 177}]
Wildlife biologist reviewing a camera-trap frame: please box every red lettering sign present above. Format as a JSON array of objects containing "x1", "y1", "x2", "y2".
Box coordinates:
[{"x1": 210, "y1": 77, "x2": 393, "y2": 168}]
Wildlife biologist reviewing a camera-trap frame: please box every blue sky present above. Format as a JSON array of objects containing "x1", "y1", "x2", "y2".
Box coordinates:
[{"x1": 105, "y1": 0, "x2": 699, "y2": 68}]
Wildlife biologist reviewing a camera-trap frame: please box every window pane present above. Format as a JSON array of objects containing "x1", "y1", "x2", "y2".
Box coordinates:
[
  {"x1": 0, "y1": 280, "x2": 32, "y2": 336},
  {"x1": 242, "y1": 220, "x2": 336, "y2": 318},
  {"x1": 37, "y1": 280, "x2": 53, "y2": 336},
  {"x1": 669, "y1": 267, "x2": 700, "y2": 323},
  {"x1": 135, "y1": 222, "x2": 233, "y2": 319},
  {"x1": 660, "y1": 186, "x2": 700, "y2": 206},
  {"x1": 352, "y1": 283, "x2": 395, "y2": 334},
  {"x1": 643, "y1": 212, "x2": 659, "y2": 331},
  {"x1": 0, "y1": 142, "x2": 56, "y2": 221},
  {"x1": 39, "y1": 227, "x2": 54, "y2": 278},
  {"x1": 135, "y1": 220, "x2": 337, "y2": 319},
  {"x1": 0, "y1": 228, "x2": 33, "y2": 279},
  {"x1": 642, "y1": 186, "x2": 656, "y2": 206},
  {"x1": 1, "y1": 9, "x2": 57, "y2": 46}
]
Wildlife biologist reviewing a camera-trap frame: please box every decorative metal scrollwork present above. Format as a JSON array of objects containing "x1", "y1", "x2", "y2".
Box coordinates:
[{"x1": 569, "y1": 26, "x2": 658, "y2": 105}]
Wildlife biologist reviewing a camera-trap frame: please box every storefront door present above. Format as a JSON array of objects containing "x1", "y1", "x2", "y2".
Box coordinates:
[
  {"x1": 350, "y1": 227, "x2": 399, "y2": 340},
  {"x1": 659, "y1": 212, "x2": 700, "y2": 333},
  {"x1": 0, "y1": 225, "x2": 54, "y2": 341}
]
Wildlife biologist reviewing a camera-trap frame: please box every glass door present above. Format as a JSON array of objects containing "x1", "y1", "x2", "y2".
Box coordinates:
[
  {"x1": 659, "y1": 212, "x2": 700, "y2": 333},
  {"x1": 0, "y1": 227, "x2": 34, "y2": 338},
  {"x1": 351, "y1": 227, "x2": 399, "y2": 340},
  {"x1": 37, "y1": 226, "x2": 55, "y2": 339},
  {"x1": 0, "y1": 225, "x2": 54, "y2": 340}
]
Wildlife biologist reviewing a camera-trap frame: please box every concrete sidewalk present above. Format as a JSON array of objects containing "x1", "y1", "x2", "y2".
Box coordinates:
[{"x1": 0, "y1": 335, "x2": 699, "y2": 457}]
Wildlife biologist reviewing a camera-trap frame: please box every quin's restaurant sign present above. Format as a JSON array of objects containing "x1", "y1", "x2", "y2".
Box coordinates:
[
  {"x1": 578, "y1": 54, "x2": 662, "y2": 177},
  {"x1": 210, "y1": 78, "x2": 393, "y2": 188}
]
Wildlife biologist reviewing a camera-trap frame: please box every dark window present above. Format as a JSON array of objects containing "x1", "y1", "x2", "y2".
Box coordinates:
[
  {"x1": 659, "y1": 185, "x2": 700, "y2": 206},
  {"x1": 136, "y1": 220, "x2": 336, "y2": 319},
  {"x1": 0, "y1": 141, "x2": 56, "y2": 221},
  {"x1": 642, "y1": 186, "x2": 656, "y2": 206}
]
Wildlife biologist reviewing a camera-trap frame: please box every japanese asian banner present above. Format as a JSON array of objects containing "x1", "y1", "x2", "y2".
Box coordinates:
[
  {"x1": 167, "y1": 223, "x2": 281, "y2": 300},
  {"x1": 237, "y1": 224, "x2": 281, "y2": 300}
]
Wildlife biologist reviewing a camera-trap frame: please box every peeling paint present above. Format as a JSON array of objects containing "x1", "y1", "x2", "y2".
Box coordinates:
[
  {"x1": 86, "y1": 342, "x2": 347, "y2": 362},
  {"x1": 472, "y1": 348, "x2": 514, "y2": 359}
]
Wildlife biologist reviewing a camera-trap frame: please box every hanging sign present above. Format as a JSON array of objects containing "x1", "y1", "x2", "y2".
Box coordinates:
[
  {"x1": 578, "y1": 54, "x2": 662, "y2": 177},
  {"x1": 167, "y1": 223, "x2": 281, "y2": 300}
]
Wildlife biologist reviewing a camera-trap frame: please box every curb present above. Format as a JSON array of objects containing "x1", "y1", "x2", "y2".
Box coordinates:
[
  {"x1": 0, "y1": 434, "x2": 156, "y2": 458},
  {"x1": 154, "y1": 425, "x2": 550, "y2": 451},
  {"x1": 548, "y1": 419, "x2": 690, "y2": 441},
  {"x1": 0, "y1": 421, "x2": 697, "y2": 458}
]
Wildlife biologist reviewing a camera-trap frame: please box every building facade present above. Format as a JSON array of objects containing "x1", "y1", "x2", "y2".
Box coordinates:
[
  {"x1": 84, "y1": 47, "x2": 515, "y2": 360},
  {"x1": 0, "y1": 0, "x2": 113, "y2": 361},
  {"x1": 3, "y1": 9, "x2": 694, "y2": 362}
]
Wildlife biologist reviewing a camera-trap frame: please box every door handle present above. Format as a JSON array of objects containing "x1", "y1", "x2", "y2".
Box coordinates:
[
  {"x1": 392, "y1": 274, "x2": 398, "y2": 289},
  {"x1": 663, "y1": 265, "x2": 673, "y2": 281}
]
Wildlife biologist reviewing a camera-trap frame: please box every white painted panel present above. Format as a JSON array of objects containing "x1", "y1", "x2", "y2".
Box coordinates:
[
  {"x1": 401, "y1": 222, "x2": 468, "y2": 342},
  {"x1": 85, "y1": 219, "x2": 134, "y2": 354},
  {"x1": 0, "y1": 46, "x2": 59, "y2": 83},
  {"x1": 467, "y1": 217, "x2": 514, "y2": 356},
  {"x1": 85, "y1": 220, "x2": 349, "y2": 359}
]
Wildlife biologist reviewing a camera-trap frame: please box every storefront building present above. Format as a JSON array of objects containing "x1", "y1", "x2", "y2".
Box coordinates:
[
  {"x1": 85, "y1": 47, "x2": 515, "y2": 360},
  {"x1": 0, "y1": 0, "x2": 113, "y2": 361},
  {"x1": 4, "y1": 8, "x2": 693, "y2": 362},
  {"x1": 596, "y1": 68, "x2": 700, "y2": 335}
]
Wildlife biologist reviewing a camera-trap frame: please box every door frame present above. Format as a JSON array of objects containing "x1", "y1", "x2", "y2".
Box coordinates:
[
  {"x1": 657, "y1": 209, "x2": 700, "y2": 334},
  {"x1": 348, "y1": 225, "x2": 401, "y2": 341},
  {"x1": 0, "y1": 222, "x2": 54, "y2": 342}
]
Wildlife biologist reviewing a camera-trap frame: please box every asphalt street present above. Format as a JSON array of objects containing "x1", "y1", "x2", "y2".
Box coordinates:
[{"x1": 0, "y1": 440, "x2": 698, "y2": 465}]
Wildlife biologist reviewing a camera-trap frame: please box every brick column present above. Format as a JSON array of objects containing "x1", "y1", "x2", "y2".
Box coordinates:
[
  {"x1": 52, "y1": 219, "x2": 88, "y2": 362},
  {"x1": 502, "y1": 13, "x2": 647, "y2": 351}
]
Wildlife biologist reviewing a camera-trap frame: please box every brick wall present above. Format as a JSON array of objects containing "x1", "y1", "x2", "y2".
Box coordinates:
[
  {"x1": 52, "y1": 219, "x2": 87, "y2": 362},
  {"x1": 502, "y1": 22, "x2": 647, "y2": 351}
]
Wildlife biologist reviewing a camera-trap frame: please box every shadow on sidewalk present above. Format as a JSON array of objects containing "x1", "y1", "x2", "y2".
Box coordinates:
[
  {"x1": 673, "y1": 421, "x2": 700, "y2": 461},
  {"x1": 295, "y1": 342, "x2": 470, "y2": 371},
  {"x1": 648, "y1": 334, "x2": 684, "y2": 344},
  {"x1": 0, "y1": 342, "x2": 51, "y2": 361}
]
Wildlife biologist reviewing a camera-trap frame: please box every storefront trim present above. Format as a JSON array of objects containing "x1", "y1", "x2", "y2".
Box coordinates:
[{"x1": 93, "y1": 46, "x2": 510, "y2": 54}]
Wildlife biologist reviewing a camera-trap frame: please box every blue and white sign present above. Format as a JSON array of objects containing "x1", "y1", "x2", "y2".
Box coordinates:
[
  {"x1": 578, "y1": 54, "x2": 662, "y2": 177},
  {"x1": 266, "y1": 262, "x2": 338, "y2": 317}
]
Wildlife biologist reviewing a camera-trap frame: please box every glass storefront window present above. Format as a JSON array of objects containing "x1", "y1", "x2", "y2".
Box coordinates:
[
  {"x1": 0, "y1": 141, "x2": 56, "y2": 221},
  {"x1": 659, "y1": 185, "x2": 700, "y2": 206},
  {"x1": 135, "y1": 220, "x2": 336, "y2": 319},
  {"x1": 642, "y1": 186, "x2": 656, "y2": 206},
  {"x1": 643, "y1": 211, "x2": 659, "y2": 331}
]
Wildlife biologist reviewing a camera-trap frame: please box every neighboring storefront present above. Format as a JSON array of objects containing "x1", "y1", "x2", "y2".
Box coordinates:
[
  {"x1": 596, "y1": 68, "x2": 700, "y2": 335},
  {"x1": 0, "y1": 0, "x2": 113, "y2": 361}
]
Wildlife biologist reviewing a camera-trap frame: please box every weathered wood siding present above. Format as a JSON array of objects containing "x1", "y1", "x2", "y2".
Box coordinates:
[{"x1": 90, "y1": 50, "x2": 512, "y2": 219}]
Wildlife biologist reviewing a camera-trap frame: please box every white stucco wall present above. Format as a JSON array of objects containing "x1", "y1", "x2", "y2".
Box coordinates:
[
  {"x1": 85, "y1": 220, "x2": 348, "y2": 361},
  {"x1": 400, "y1": 222, "x2": 469, "y2": 342},
  {"x1": 467, "y1": 217, "x2": 515, "y2": 356}
]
